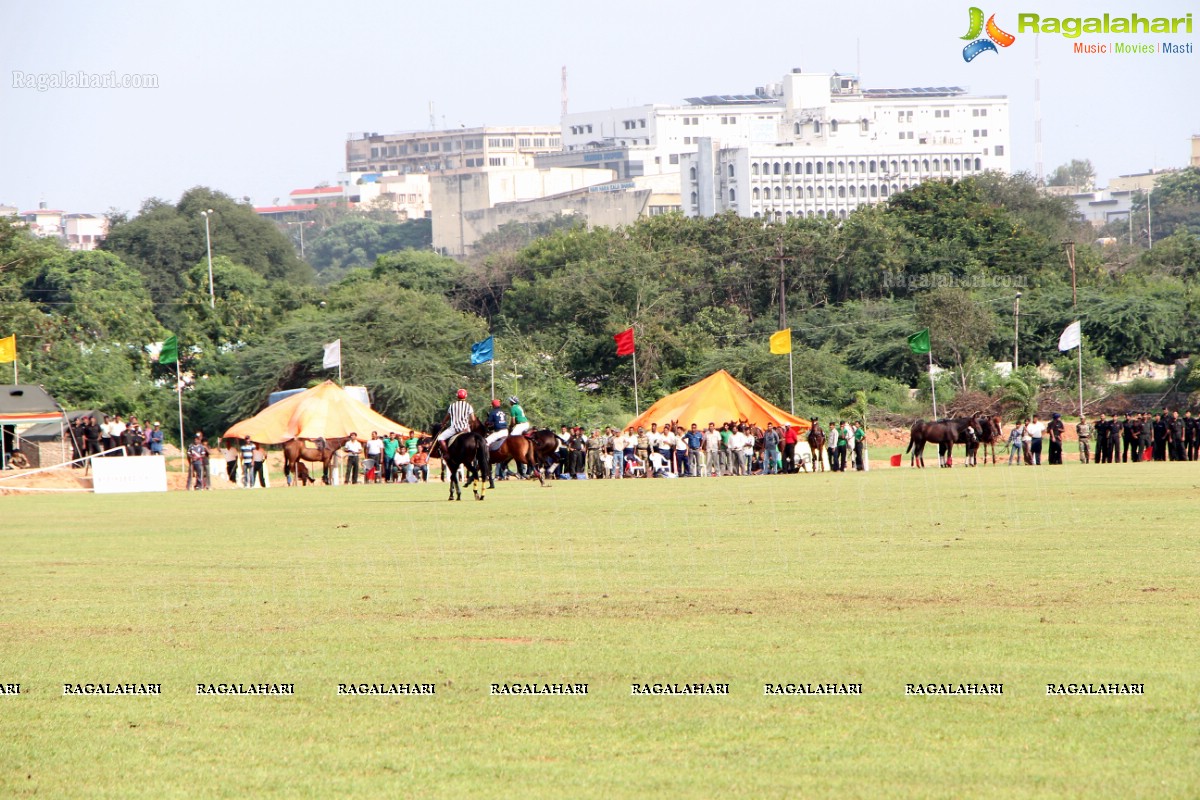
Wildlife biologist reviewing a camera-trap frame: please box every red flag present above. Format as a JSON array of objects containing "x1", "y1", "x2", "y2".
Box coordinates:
[{"x1": 613, "y1": 327, "x2": 635, "y2": 357}]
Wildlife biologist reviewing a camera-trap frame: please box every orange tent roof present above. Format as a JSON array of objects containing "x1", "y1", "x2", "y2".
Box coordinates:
[
  {"x1": 223, "y1": 381, "x2": 416, "y2": 444},
  {"x1": 626, "y1": 370, "x2": 810, "y2": 433}
]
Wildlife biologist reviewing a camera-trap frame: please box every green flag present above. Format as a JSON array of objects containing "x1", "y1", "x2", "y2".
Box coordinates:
[
  {"x1": 159, "y1": 335, "x2": 178, "y2": 365},
  {"x1": 908, "y1": 329, "x2": 931, "y2": 355}
]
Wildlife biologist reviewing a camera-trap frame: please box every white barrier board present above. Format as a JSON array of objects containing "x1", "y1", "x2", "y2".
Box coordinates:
[{"x1": 92, "y1": 455, "x2": 169, "y2": 494}]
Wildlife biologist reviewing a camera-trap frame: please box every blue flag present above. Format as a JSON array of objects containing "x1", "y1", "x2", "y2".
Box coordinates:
[{"x1": 470, "y1": 336, "x2": 494, "y2": 365}]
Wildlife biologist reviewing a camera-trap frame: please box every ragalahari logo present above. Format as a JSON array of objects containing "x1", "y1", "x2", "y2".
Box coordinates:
[{"x1": 962, "y1": 7, "x2": 1016, "y2": 61}]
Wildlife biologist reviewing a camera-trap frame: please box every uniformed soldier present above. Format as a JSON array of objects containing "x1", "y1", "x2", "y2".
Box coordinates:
[
  {"x1": 1076, "y1": 415, "x2": 1093, "y2": 465},
  {"x1": 1120, "y1": 414, "x2": 1135, "y2": 463}
]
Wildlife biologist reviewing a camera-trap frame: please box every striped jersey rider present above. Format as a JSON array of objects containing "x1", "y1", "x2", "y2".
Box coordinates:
[
  {"x1": 437, "y1": 389, "x2": 476, "y2": 446},
  {"x1": 508, "y1": 396, "x2": 530, "y2": 437}
]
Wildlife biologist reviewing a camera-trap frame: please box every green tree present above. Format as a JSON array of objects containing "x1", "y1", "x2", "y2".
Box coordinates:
[
  {"x1": 1047, "y1": 158, "x2": 1096, "y2": 189},
  {"x1": 915, "y1": 287, "x2": 997, "y2": 391}
]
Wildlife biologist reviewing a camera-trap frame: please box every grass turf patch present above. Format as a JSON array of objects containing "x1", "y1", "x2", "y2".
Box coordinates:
[{"x1": 1, "y1": 464, "x2": 1198, "y2": 798}]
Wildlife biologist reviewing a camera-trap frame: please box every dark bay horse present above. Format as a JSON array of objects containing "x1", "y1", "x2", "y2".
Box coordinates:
[
  {"x1": 522, "y1": 429, "x2": 560, "y2": 481},
  {"x1": 906, "y1": 418, "x2": 981, "y2": 468},
  {"x1": 283, "y1": 436, "x2": 346, "y2": 485},
  {"x1": 806, "y1": 421, "x2": 826, "y2": 472},
  {"x1": 429, "y1": 424, "x2": 489, "y2": 501},
  {"x1": 976, "y1": 415, "x2": 1003, "y2": 465}
]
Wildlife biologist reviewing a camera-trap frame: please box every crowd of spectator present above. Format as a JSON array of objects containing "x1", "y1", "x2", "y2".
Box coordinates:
[{"x1": 67, "y1": 414, "x2": 164, "y2": 465}]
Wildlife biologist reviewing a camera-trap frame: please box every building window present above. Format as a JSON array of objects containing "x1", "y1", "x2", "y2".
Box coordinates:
[
  {"x1": 806, "y1": 162, "x2": 813, "y2": 175},
  {"x1": 785, "y1": 186, "x2": 792, "y2": 199},
  {"x1": 861, "y1": 119, "x2": 869, "y2": 132},
  {"x1": 837, "y1": 161, "x2": 845, "y2": 174},
  {"x1": 728, "y1": 164, "x2": 735, "y2": 178},
  {"x1": 683, "y1": 117, "x2": 690, "y2": 126},
  {"x1": 488, "y1": 138, "x2": 501, "y2": 147},
  {"x1": 815, "y1": 162, "x2": 823, "y2": 175},
  {"x1": 639, "y1": 119, "x2": 646, "y2": 128},
  {"x1": 794, "y1": 122, "x2": 801, "y2": 135},
  {"x1": 869, "y1": 160, "x2": 877, "y2": 173},
  {"x1": 518, "y1": 138, "x2": 531, "y2": 147},
  {"x1": 980, "y1": 129, "x2": 988, "y2": 137},
  {"x1": 830, "y1": 120, "x2": 838, "y2": 133},
  {"x1": 784, "y1": 162, "x2": 791, "y2": 175},
  {"x1": 689, "y1": 166, "x2": 697, "y2": 180},
  {"x1": 753, "y1": 188, "x2": 760, "y2": 200},
  {"x1": 838, "y1": 186, "x2": 846, "y2": 198},
  {"x1": 816, "y1": 186, "x2": 824, "y2": 198},
  {"x1": 691, "y1": 117, "x2": 699, "y2": 125},
  {"x1": 534, "y1": 138, "x2": 546, "y2": 147},
  {"x1": 691, "y1": 191, "x2": 698, "y2": 206},
  {"x1": 813, "y1": 120, "x2": 821, "y2": 134},
  {"x1": 550, "y1": 138, "x2": 560, "y2": 147},
  {"x1": 669, "y1": 154, "x2": 679, "y2": 165},
  {"x1": 826, "y1": 161, "x2": 835, "y2": 174},
  {"x1": 751, "y1": 163, "x2": 759, "y2": 176},
  {"x1": 774, "y1": 187, "x2": 782, "y2": 199},
  {"x1": 806, "y1": 186, "x2": 814, "y2": 198},
  {"x1": 774, "y1": 162, "x2": 781, "y2": 175},
  {"x1": 975, "y1": 158, "x2": 982, "y2": 170},
  {"x1": 870, "y1": 185, "x2": 878, "y2": 197},
  {"x1": 995, "y1": 145, "x2": 1005, "y2": 156},
  {"x1": 489, "y1": 157, "x2": 506, "y2": 166},
  {"x1": 683, "y1": 137, "x2": 691, "y2": 145},
  {"x1": 729, "y1": 188, "x2": 736, "y2": 202}
]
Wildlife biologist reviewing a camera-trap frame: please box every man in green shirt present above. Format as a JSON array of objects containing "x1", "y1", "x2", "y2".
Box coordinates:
[
  {"x1": 508, "y1": 396, "x2": 530, "y2": 437},
  {"x1": 382, "y1": 433, "x2": 401, "y2": 483}
]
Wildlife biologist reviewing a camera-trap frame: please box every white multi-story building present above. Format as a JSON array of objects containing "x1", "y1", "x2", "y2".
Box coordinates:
[{"x1": 553, "y1": 69, "x2": 1009, "y2": 220}]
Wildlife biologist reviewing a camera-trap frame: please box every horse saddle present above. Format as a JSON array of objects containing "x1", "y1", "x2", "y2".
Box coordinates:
[{"x1": 446, "y1": 430, "x2": 470, "y2": 448}]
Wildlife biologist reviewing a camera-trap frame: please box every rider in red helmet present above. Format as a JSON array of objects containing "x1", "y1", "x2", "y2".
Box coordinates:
[
  {"x1": 484, "y1": 398, "x2": 510, "y2": 453},
  {"x1": 437, "y1": 389, "x2": 476, "y2": 451}
]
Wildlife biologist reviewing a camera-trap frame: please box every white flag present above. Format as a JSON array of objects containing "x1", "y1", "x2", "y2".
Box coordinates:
[
  {"x1": 323, "y1": 339, "x2": 342, "y2": 369},
  {"x1": 1057, "y1": 321, "x2": 1081, "y2": 352}
]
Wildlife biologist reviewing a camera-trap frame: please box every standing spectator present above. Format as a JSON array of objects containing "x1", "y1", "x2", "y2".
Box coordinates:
[
  {"x1": 853, "y1": 422, "x2": 866, "y2": 471},
  {"x1": 1185, "y1": 411, "x2": 1199, "y2": 461},
  {"x1": 673, "y1": 425, "x2": 689, "y2": 476},
  {"x1": 684, "y1": 423, "x2": 705, "y2": 477},
  {"x1": 1137, "y1": 413, "x2": 1152, "y2": 461},
  {"x1": 124, "y1": 422, "x2": 144, "y2": 456},
  {"x1": 343, "y1": 432, "x2": 363, "y2": 484},
  {"x1": 610, "y1": 428, "x2": 626, "y2": 479},
  {"x1": 100, "y1": 415, "x2": 114, "y2": 455},
  {"x1": 586, "y1": 429, "x2": 605, "y2": 479},
  {"x1": 1151, "y1": 413, "x2": 1168, "y2": 461},
  {"x1": 1169, "y1": 411, "x2": 1186, "y2": 461},
  {"x1": 837, "y1": 421, "x2": 852, "y2": 472},
  {"x1": 1021, "y1": 419, "x2": 1033, "y2": 464},
  {"x1": 567, "y1": 428, "x2": 586, "y2": 477},
  {"x1": 1046, "y1": 413, "x2": 1065, "y2": 465},
  {"x1": 187, "y1": 433, "x2": 209, "y2": 490},
  {"x1": 365, "y1": 432, "x2": 384, "y2": 483},
  {"x1": 224, "y1": 442, "x2": 239, "y2": 483},
  {"x1": 84, "y1": 416, "x2": 101, "y2": 457},
  {"x1": 147, "y1": 422, "x2": 164, "y2": 457},
  {"x1": 728, "y1": 426, "x2": 746, "y2": 475},
  {"x1": 827, "y1": 421, "x2": 840, "y2": 472},
  {"x1": 1128, "y1": 414, "x2": 1145, "y2": 462},
  {"x1": 252, "y1": 441, "x2": 267, "y2": 487},
  {"x1": 109, "y1": 416, "x2": 127, "y2": 456},
  {"x1": 381, "y1": 433, "x2": 399, "y2": 483},
  {"x1": 1075, "y1": 415, "x2": 1093, "y2": 465},
  {"x1": 763, "y1": 425, "x2": 781, "y2": 475},
  {"x1": 703, "y1": 423, "x2": 721, "y2": 477},
  {"x1": 240, "y1": 436, "x2": 255, "y2": 487},
  {"x1": 657, "y1": 425, "x2": 675, "y2": 474},
  {"x1": 1119, "y1": 414, "x2": 1134, "y2": 463},
  {"x1": 1026, "y1": 415, "x2": 1046, "y2": 465},
  {"x1": 782, "y1": 425, "x2": 798, "y2": 474},
  {"x1": 1008, "y1": 419, "x2": 1025, "y2": 465},
  {"x1": 622, "y1": 428, "x2": 636, "y2": 477},
  {"x1": 647, "y1": 423, "x2": 663, "y2": 468},
  {"x1": 718, "y1": 423, "x2": 733, "y2": 475},
  {"x1": 1093, "y1": 414, "x2": 1111, "y2": 464}
]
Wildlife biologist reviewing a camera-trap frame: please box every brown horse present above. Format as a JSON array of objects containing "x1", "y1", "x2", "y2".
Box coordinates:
[
  {"x1": 977, "y1": 415, "x2": 1003, "y2": 465},
  {"x1": 806, "y1": 421, "x2": 827, "y2": 472},
  {"x1": 487, "y1": 433, "x2": 546, "y2": 487},
  {"x1": 283, "y1": 437, "x2": 346, "y2": 485}
]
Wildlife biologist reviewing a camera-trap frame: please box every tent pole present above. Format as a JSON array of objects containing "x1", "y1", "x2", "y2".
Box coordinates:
[{"x1": 176, "y1": 360, "x2": 186, "y2": 475}]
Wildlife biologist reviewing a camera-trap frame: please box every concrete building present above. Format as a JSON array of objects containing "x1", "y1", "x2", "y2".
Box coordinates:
[
  {"x1": 346, "y1": 126, "x2": 562, "y2": 175},
  {"x1": 338, "y1": 172, "x2": 431, "y2": 220},
  {"x1": 63, "y1": 213, "x2": 109, "y2": 250},
  {"x1": 1108, "y1": 169, "x2": 1175, "y2": 192}
]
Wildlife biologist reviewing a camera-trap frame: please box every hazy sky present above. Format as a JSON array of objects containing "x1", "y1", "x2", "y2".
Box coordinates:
[{"x1": 1, "y1": 0, "x2": 1196, "y2": 213}]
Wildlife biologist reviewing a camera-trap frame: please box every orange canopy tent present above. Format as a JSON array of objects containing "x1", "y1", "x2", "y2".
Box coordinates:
[
  {"x1": 223, "y1": 381, "x2": 416, "y2": 444},
  {"x1": 625, "y1": 370, "x2": 810, "y2": 433}
]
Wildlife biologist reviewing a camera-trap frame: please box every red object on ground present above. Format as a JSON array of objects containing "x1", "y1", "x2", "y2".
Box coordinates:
[
  {"x1": 1142, "y1": 447, "x2": 1152, "y2": 462},
  {"x1": 890, "y1": 454, "x2": 902, "y2": 467}
]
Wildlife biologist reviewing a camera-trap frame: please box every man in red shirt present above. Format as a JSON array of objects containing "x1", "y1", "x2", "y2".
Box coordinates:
[{"x1": 782, "y1": 425, "x2": 799, "y2": 474}]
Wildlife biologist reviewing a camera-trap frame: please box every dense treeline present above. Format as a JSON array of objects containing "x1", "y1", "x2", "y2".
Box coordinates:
[{"x1": 2, "y1": 171, "x2": 1198, "y2": 441}]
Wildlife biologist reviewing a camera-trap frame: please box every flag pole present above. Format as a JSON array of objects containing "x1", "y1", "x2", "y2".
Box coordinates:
[
  {"x1": 13, "y1": 336, "x2": 17, "y2": 384},
  {"x1": 175, "y1": 358, "x2": 185, "y2": 473},
  {"x1": 928, "y1": 351, "x2": 938, "y2": 420},
  {"x1": 490, "y1": 357, "x2": 495, "y2": 401},
  {"x1": 632, "y1": 348, "x2": 640, "y2": 417},
  {"x1": 1077, "y1": 330, "x2": 1084, "y2": 419},
  {"x1": 788, "y1": 350, "x2": 795, "y2": 415}
]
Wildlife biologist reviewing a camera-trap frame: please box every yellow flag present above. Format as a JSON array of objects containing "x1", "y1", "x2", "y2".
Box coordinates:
[
  {"x1": 769, "y1": 328, "x2": 791, "y2": 355},
  {"x1": 0, "y1": 335, "x2": 15, "y2": 364}
]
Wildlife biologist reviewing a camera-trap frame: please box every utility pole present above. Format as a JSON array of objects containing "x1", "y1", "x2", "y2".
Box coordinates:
[{"x1": 775, "y1": 232, "x2": 790, "y2": 330}]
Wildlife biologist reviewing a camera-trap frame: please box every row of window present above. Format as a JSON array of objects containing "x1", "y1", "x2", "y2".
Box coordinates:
[
  {"x1": 748, "y1": 184, "x2": 897, "y2": 200},
  {"x1": 747, "y1": 157, "x2": 984, "y2": 177},
  {"x1": 754, "y1": 209, "x2": 852, "y2": 220},
  {"x1": 622, "y1": 119, "x2": 647, "y2": 130},
  {"x1": 568, "y1": 124, "x2": 594, "y2": 135},
  {"x1": 797, "y1": 119, "x2": 870, "y2": 135}
]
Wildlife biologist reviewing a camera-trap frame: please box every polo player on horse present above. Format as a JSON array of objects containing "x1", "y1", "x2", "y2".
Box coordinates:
[{"x1": 436, "y1": 388, "x2": 477, "y2": 459}]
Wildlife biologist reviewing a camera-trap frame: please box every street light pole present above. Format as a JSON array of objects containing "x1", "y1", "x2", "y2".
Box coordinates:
[
  {"x1": 200, "y1": 209, "x2": 215, "y2": 309},
  {"x1": 1013, "y1": 291, "x2": 1021, "y2": 372}
]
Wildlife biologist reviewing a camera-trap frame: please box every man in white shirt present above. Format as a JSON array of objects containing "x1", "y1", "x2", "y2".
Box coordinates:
[
  {"x1": 1025, "y1": 415, "x2": 1046, "y2": 465},
  {"x1": 610, "y1": 430, "x2": 626, "y2": 478},
  {"x1": 365, "y1": 431, "x2": 384, "y2": 483},
  {"x1": 343, "y1": 432, "x2": 364, "y2": 484},
  {"x1": 704, "y1": 424, "x2": 722, "y2": 476}
]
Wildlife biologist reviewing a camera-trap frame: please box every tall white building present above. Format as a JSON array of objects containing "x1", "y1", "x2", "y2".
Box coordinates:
[{"x1": 551, "y1": 69, "x2": 1010, "y2": 220}]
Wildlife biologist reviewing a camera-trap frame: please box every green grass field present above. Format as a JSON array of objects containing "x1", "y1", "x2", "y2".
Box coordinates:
[{"x1": 2, "y1": 464, "x2": 1198, "y2": 799}]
